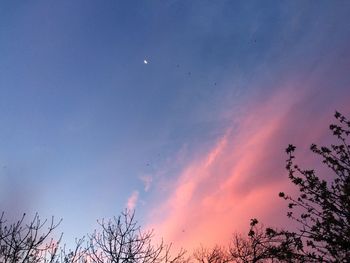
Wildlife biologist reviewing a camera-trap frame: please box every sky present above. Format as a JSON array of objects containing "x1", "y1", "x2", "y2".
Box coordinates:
[{"x1": 1, "y1": 0, "x2": 350, "y2": 252}]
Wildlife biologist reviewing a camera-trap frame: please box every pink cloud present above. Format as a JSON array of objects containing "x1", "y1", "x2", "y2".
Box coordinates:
[
  {"x1": 126, "y1": 191, "x2": 139, "y2": 211},
  {"x1": 145, "y1": 83, "x2": 348, "y2": 252}
]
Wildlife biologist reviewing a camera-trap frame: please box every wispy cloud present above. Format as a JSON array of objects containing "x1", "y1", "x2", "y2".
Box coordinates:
[
  {"x1": 126, "y1": 191, "x2": 139, "y2": 211},
  {"x1": 139, "y1": 175, "x2": 153, "y2": 192}
]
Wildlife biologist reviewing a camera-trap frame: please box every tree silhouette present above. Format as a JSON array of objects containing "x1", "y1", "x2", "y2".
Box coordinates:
[
  {"x1": 191, "y1": 219, "x2": 302, "y2": 263},
  {"x1": 0, "y1": 212, "x2": 62, "y2": 263},
  {"x1": 193, "y1": 245, "x2": 229, "y2": 263},
  {"x1": 228, "y1": 219, "x2": 301, "y2": 263},
  {"x1": 276, "y1": 111, "x2": 350, "y2": 262},
  {"x1": 87, "y1": 210, "x2": 186, "y2": 263},
  {"x1": 0, "y1": 211, "x2": 186, "y2": 263}
]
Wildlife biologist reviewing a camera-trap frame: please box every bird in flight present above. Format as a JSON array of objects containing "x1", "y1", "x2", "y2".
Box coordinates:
[{"x1": 144, "y1": 59, "x2": 148, "y2": 64}]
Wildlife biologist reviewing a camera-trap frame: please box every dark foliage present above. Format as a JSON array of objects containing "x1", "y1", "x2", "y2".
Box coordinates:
[
  {"x1": 228, "y1": 219, "x2": 303, "y2": 263},
  {"x1": 277, "y1": 111, "x2": 350, "y2": 262}
]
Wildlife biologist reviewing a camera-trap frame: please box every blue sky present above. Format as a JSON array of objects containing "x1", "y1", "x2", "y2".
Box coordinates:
[{"x1": 1, "y1": 0, "x2": 350, "y2": 248}]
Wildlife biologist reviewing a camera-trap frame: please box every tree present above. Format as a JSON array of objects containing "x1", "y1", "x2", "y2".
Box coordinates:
[
  {"x1": 0, "y1": 211, "x2": 186, "y2": 263},
  {"x1": 193, "y1": 245, "x2": 229, "y2": 263},
  {"x1": 277, "y1": 111, "x2": 350, "y2": 262},
  {"x1": 56, "y1": 237, "x2": 87, "y2": 263},
  {"x1": 87, "y1": 210, "x2": 186, "y2": 263},
  {"x1": 0, "y1": 212, "x2": 62, "y2": 263},
  {"x1": 228, "y1": 219, "x2": 300, "y2": 263},
  {"x1": 191, "y1": 219, "x2": 301, "y2": 263}
]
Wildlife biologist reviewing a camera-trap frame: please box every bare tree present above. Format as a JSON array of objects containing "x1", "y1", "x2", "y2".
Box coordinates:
[
  {"x1": 193, "y1": 245, "x2": 229, "y2": 263},
  {"x1": 0, "y1": 212, "x2": 62, "y2": 263},
  {"x1": 87, "y1": 210, "x2": 186, "y2": 263},
  {"x1": 0, "y1": 210, "x2": 186, "y2": 263},
  {"x1": 55, "y1": 237, "x2": 88, "y2": 263}
]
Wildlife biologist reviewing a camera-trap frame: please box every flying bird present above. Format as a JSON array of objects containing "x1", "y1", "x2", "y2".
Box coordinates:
[{"x1": 143, "y1": 59, "x2": 148, "y2": 64}]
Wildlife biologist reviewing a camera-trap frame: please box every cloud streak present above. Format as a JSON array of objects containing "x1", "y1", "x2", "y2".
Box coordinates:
[{"x1": 126, "y1": 191, "x2": 139, "y2": 211}]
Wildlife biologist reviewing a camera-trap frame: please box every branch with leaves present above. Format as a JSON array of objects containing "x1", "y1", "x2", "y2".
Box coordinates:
[{"x1": 277, "y1": 111, "x2": 350, "y2": 262}]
